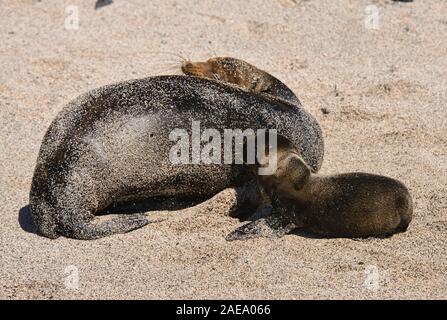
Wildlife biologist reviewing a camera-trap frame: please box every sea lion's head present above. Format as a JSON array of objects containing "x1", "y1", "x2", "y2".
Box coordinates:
[
  {"x1": 181, "y1": 57, "x2": 263, "y2": 90},
  {"x1": 182, "y1": 59, "x2": 217, "y2": 79}
]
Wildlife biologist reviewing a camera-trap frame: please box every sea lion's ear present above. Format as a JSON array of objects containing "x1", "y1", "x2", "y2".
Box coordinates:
[{"x1": 226, "y1": 215, "x2": 296, "y2": 241}]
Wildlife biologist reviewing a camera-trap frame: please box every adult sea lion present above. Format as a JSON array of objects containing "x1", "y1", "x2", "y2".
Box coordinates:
[{"x1": 29, "y1": 69, "x2": 324, "y2": 239}]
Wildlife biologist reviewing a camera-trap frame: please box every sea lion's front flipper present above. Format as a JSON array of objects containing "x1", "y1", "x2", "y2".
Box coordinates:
[
  {"x1": 229, "y1": 179, "x2": 264, "y2": 219},
  {"x1": 226, "y1": 214, "x2": 296, "y2": 241}
]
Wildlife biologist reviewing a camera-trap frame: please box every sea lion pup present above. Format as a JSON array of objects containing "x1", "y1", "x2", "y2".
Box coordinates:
[
  {"x1": 227, "y1": 136, "x2": 413, "y2": 240},
  {"x1": 181, "y1": 57, "x2": 300, "y2": 106},
  {"x1": 30, "y1": 75, "x2": 324, "y2": 239}
]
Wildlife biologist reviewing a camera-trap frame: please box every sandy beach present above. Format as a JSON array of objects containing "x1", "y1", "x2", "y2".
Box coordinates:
[{"x1": 1, "y1": 0, "x2": 446, "y2": 299}]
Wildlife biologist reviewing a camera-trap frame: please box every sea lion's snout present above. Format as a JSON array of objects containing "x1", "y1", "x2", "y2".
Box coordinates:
[
  {"x1": 181, "y1": 60, "x2": 215, "y2": 78},
  {"x1": 181, "y1": 61, "x2": 194, "y2": 74}
]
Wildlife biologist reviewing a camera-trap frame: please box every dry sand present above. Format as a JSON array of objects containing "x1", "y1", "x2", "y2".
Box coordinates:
[{"x1": 1, "y1": 0, "x2": 446, "y2": 299}]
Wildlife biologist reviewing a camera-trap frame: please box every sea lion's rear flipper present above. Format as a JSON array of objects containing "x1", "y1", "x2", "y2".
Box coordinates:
[
  {"x1": 225, "y1": 215, "x2": 296, "y2": 241},
  {"x1": 61, "y1": 213, "x2": 164, "y2": 240}
]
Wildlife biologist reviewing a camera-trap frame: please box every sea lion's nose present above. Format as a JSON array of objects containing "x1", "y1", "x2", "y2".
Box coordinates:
[{"x1": 181, "y1": 61, "x2": 195, "y2": 74}]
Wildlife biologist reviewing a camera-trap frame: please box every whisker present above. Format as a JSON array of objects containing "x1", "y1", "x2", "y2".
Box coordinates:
[
  {"x1": 151, "y1": 63, "x2": 184, "y2": 75},
  {"x1": 156, "y1": 51, "x2": 188, "y2": 62}
]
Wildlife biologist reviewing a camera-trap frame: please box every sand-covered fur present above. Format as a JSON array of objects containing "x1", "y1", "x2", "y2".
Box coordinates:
[
  {"x1": 1, "y1": 0, "x2": 446, "y2": 299},
  {"x1": 29, "y1": 75, "x2": 323, "y2": 239}
]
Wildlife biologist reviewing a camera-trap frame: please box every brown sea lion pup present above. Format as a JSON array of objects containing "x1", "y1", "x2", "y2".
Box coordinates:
[
  {"x1": 227, "y1": 136, "x2": 413, "y2": 240},
  {"x1": 182, "y1": 56, "x2": 300, "y2": 106}
]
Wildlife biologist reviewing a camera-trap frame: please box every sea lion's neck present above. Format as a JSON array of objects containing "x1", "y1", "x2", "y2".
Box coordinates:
[{"x1": 291, "y1": 175, "x2": 330, "y2": 204}]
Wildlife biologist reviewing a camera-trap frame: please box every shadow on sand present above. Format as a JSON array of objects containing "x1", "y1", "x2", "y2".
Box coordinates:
[{"x1": 18, "y1": 205, "x2": 37, "y2": 235}]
